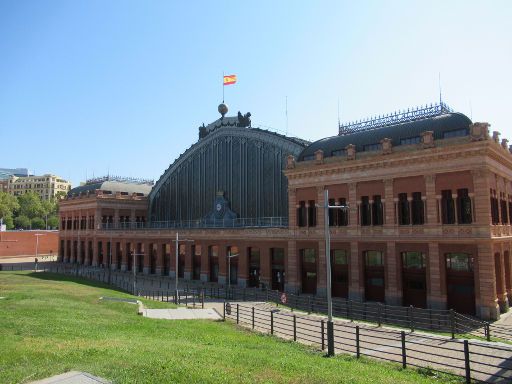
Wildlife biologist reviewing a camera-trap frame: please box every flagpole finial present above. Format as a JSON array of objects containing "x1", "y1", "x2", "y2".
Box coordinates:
[{"x1": 218, "y1": 103, "x2": 228, "y2": 118}]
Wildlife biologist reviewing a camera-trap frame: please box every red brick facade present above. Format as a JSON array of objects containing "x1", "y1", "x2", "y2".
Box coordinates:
[
  {"x1": 59, "y1": 121, "x2": 512, "y2": 320},
  {"x1": 0, "y1": 231, "x2": 58, "y2": 257}
]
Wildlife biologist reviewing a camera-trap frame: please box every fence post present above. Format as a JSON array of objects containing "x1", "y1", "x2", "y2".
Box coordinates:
[
  {"x1": 223, "y1": 301, "x2": 226, "y2": 321},
  {"x1": 450, "y1": 309, "x2": 455, "y2": 339},
  {"x1": 401, "y1": 331, "x2": 407, "y2": 369},
  {"x1": 252, "y1": 307, "x2": 255, "y2": 329},
  {"x1": 485, "y1": 323, "x2": 490, "y2": 341},
  {"x1": 378, "y1": 304, "x2": 382, "y2": 327},
  {"x1": 237, "y1": 304, "x2": 239, "y2": 324},
  {"x1": 321, "y1": 320, "x2": 325, "y2": 350},
  {"x1": 271, "y1": 311, "x2": 274, "y2": 335},
  {"x1": 409, "y1": 306, "x2": 414, "y2": 332},
  {"x1": 356, "y1": 326, "x2": 360, "y2": 358},
  {"x1": 293, "y1": 315, "x2": 297, "y2": 341},
  {"x1": 463, "y1": 340, "x2": 471, "y2": 384},
  {"x1": 201, "y1": 290, "x2": 204, "y2": 309}
]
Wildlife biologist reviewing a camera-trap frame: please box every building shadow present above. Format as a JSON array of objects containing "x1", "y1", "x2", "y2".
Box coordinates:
[{"x1": 25, "y1": 271, "x2": 130, "y2": 295}]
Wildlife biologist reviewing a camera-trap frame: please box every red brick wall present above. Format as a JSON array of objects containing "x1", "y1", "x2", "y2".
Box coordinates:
[{"x1": 0, "y1": 231, "x2": 59, "y2": 257}]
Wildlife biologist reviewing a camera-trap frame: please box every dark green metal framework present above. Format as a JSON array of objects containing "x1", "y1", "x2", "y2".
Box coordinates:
[{"x1": 149, "y1": 120, "x2": 308, "y2": 224}]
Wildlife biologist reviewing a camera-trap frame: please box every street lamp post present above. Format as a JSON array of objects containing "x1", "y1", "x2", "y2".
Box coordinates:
[
  {"x1": 171, "y1": 232, "x2": 193, "y2": 303},
  {"x1": 34, "y1": 233, "x2": 45, "y2": 271},
  {"x1": 323, "y1": 189, "x2": 349, "y2": 356},
  {"x1": 131, "y1": 251, "x2": 144, "y2": 295}
]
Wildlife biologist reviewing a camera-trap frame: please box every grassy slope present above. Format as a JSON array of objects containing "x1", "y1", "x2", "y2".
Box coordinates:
[{"x1": 0, "y1": 272, "x2": 461, "y2": 384}]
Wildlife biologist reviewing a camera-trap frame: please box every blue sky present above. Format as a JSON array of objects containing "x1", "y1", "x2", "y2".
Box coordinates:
[{"x1": 1, "y1": 1, "x2": 511, "y2": 187}]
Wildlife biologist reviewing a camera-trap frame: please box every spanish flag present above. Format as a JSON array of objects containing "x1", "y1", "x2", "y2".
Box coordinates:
[{"x1": 223, "y1": 74, "x2": 237, "y2": 85}]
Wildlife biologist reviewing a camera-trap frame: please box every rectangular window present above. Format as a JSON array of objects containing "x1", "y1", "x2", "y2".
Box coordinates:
[
  {"x1": 297, "y1": 201, "x2": 307, "y2": 227},
  {"x1": 332, "y1": 249, "x2": 348, "y2": 265},
  {"x1": 372, "y1": 195, "x2": 383, "y2": 225},
  {"x1": 308, "y1": 200, "x2": 316, "y2": 227},
  {"x1": 331, "y1": 149, "x2": 346, "y2": 157},
  {"x1": 490, "y1": 189, "x2": 500, "y2": 225},
  {"x1": 400, "y1": 136, "x2": 421, "y2": 145},
  {"x1": 500, "y1": 193, "x2": 508, "y2": 224},
  {"x1": 402, "y1": 251, "x2": 425, "y2": 269},
  {"x1": 328, "y1": 198, "x2": 336, "y2": 226},
  {"x1": 457, "y1": 188, "x2": 472, "y2": 224},
  {"x1": 338, "y1": 198, "x2": 348, "y2": 226},
  {"x1": 441, "y1": 189, "x2": 455, "y2": 224},
  {"x1": 363, "y1": 143, "x2": 382, "y2": 152},
  {"x1": 446, "y1": 253, "x2": 473, "y2": 271},
  {"x1": 302, "y1": 154, "x2": 315, "y2": 161},
  {"x1": 361, "y1": 196, "x2": 371, "y2": 226},
  {"x1": 443, "y1": 129, "x2": 468, "y2": 139},
  {"x1": 411, "y1": 192, "x2": 424, "y2": 225},
  {"x1": 398, "y1": 193, "x2": 410, "y2": 225},
  {"x1": 302, "y1": 248, "x2": 316, "y2": 263},
  {"x1": 365, "y1": 250, "x2": 383, "y2": 266}
]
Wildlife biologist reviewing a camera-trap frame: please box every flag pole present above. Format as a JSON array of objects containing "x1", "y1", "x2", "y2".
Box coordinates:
[{"x1": 222, "y1": 71, "x2": 225, "y2": 103}]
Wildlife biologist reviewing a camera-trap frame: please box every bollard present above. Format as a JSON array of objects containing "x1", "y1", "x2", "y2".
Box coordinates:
[
  {"x1": 321, "y1": 320, "x2": 325, "y2": 350},
  {"x1": 327, "y1": 321, "x2": 334, "y2": 356},
  {"x1": 293, "y1": 315, "x2": 297, "y2": 341},
  {"x1": 356, "y1": 326, "x2": 360, "y2": 358},
  {"x1": 463, "y1": 340, "x2": 471, "y2": 384},
  {"x1": 252, "y1": 307, "x2": 255, "y2": 329},
  {"x1": 401, "y1": 331, "x2": 407, "y2": 369},
  {"x1": 237, "y1": 304, "x2": 239, "y2": 324}
]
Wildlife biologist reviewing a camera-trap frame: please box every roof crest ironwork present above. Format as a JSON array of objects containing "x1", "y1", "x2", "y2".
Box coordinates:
[{"x1": 338, "y1": 102, "x2": 453, "y2": 136}]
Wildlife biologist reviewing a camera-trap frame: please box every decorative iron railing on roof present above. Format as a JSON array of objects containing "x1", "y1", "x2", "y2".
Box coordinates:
[
  {"x1": 85, "y1": 175, "x2": 154, "y2": 186},
  {"x1": 338, "y1": 102, "x2": 453, "y2": 136}
]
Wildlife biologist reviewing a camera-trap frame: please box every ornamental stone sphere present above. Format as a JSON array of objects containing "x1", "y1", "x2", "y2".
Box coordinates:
[{"x1": 218, "y1": 103, "x2": 228, "y2": 117}]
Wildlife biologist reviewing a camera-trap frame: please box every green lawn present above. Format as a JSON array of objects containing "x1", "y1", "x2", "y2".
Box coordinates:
[{"x1": 0, "y1": 272, "x2": 462, "y2": 383}]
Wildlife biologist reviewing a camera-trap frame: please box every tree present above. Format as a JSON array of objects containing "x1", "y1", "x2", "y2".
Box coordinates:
[
  {"x1": 0, "y1": 192, "x2": 19, "y2": 230},
  {"x1": 47, "y1": 215, "x2": 59, "y2": 229},
  {"x1": 14, "y1": 215, "x2": 31, "y2": 229},
  {"x1": 17, "y1": 192, "x2": 45, "y2": 219},
  {"x1": 31, "y1": 217, "x2": 45, "y2": 229}
]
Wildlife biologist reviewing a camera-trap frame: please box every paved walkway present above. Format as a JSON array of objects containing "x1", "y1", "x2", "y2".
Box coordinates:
[
  {"x1": 143, "y1": 307, "x2": 222, "y2": 320},
  {"x1": 30, "y1": 371, "x2": 110, "y2": 384}
]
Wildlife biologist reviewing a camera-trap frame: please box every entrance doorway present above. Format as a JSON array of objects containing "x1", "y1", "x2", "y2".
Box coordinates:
[
  {"x1": 301, "y1": 248, "x2": 317, "y2": 294},
  {"x1": 150, "y1": 245, "x2": 156, "y2": 274},
  {"x1": 446, "y1": 253, "x2": 475, "y2": 315},
  {"x1": 271, "y1": 248, "x2": 285, "y2": 291},
  {"x1": 163, "y1": 244, "x2": 170, "y2": 275},
  {"x1": 178, "y1": 245, "x2": 185, "y2": 278},
  {"x1": 127, "y1": 243, "x2": 132, "y2": 271},
  {"x1": 331, "y1": 249, "x2": 348, "y2": 298},
  {"x1": 98, "y1": 241, "x2": 103, "y2": 267},
  {"x1": 209, "y1": 246, "x2": 219, "y2": 282},
  {"x1": 248, "y1": 247, "x2": 260, "y2": 288},
  {"x1": 192, "y1": 245, "x2": 201, "y2": 280},
  {"x1": 401, "y1": 251, "x2": 427, "y2": 308},
  {"x1": 228, "y1": 246, "x2": 238, "y2": 285},
  {"x1": 364, "y1": 250, "x2": 385, "y2": 302}
]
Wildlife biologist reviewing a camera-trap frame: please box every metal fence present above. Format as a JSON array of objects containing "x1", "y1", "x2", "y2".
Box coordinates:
[
  {"x1": 99, "y1": 216, "x2": 288, "y2": 230},
  {"x1": 35, "y1": 263, "x2": 511, "y2": 342},
  {"x1": 224, "y1": 302, "x2": 512, "y2": 384}
]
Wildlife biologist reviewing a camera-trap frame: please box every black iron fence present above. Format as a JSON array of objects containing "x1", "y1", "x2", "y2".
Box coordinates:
[
  {"x1": 34, "y1": 263, "x2": 512, "y2": 342},
  {"x1": 224, "y1": 302, "x2": 512, "y2": 384}
]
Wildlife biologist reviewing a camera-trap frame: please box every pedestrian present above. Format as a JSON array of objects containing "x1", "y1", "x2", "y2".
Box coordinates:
[{"x1": 34, "y1": 257, "x2": 39, "y2": 272}]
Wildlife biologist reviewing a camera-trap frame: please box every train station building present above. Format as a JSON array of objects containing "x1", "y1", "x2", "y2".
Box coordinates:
[{"x1": 58, "y1": 102, "x2": 512, "y2": 320}]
